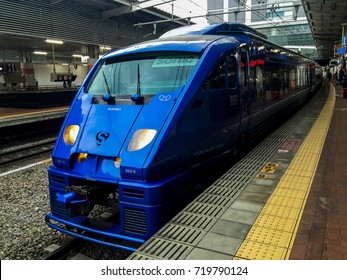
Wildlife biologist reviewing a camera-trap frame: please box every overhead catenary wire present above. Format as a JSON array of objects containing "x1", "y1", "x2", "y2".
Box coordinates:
[
  {"x1": 134, "y1": 0, "x2": 312, "y2": 52},
  {"x1": 237, "y1": 0, "x2": 303, "y2": 36},
  {"x1": 133, "y1": 0, "x2": 307, "y2": 40},
  {"x1": 156, "y1": 0, "x2": 223, "y2": 24}
]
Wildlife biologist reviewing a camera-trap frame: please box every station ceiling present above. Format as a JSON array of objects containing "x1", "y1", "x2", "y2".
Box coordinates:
[
  {"x1": 0, "y1": 0, "x2": 189, "y2": 62},
  {"x1": 1, "y1": 0, "x2": 346, "y2": 64},
  {"x1": 302, "y1": 0, "x2": 347, "y2": 59}
]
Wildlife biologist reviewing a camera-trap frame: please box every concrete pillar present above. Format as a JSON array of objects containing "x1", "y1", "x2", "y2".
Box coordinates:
[
  {"x1": 86, "y1": 45, "x2": 99, "y2": 72},
  {"x1": 87, "y1": 58, "x2": 98, "y2": 72}
]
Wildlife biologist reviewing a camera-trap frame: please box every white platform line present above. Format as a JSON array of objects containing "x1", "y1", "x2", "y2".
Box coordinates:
[{"x1": 0, "y1": 159, "x2": 51, "y2": 177}]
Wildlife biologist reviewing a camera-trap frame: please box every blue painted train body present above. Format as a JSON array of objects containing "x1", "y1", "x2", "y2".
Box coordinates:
[{"x1": 45, "y1": 23, "x2": 322, "y2": 251}]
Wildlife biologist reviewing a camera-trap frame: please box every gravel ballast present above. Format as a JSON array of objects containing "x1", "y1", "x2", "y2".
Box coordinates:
[
  {"x1": 0, "y1": 160, "x2": 130, "y2": 260},
  {"x1": 0, "y1": 161, "x2": 73, "y2": 260}
]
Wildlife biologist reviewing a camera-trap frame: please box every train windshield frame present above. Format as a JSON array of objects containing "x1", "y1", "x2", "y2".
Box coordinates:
[{"x1": 86, "y1": 52, "x2": 200, "y2": 97}]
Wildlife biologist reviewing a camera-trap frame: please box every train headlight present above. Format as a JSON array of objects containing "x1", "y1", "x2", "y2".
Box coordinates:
[
  {"x1": 127, "y1": 129, "x2": 157, "y2": 151},
  {"x1": 114, "y1": 157, "x2": 121, "y2": 168},
  {"x1": 63, "y1": 125, "x2": 80, "y2": 145},
  {"x1": 77, "y1": 153, "x2": 88, "y2": 163}
]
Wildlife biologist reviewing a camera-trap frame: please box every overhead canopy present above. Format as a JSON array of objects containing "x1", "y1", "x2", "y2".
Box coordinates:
[
  {"x1": 301, "y1": 0, "x2": 347, "y2": 60},
  {"x1": 0, "y1": 0, "x2": 190, "y2": 62}
]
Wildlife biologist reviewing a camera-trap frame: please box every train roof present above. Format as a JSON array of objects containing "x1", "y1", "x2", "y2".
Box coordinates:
[
  {"x1": 103, "y1": 23, "x2": 318, "y2": 64},
  {"x1": 104, "y1": 35, "x2": 230, "y2": 58},
  {"x1": 103, "y1": 23, "x2": 267, "y2": 59},
  {"x1": 160, "y1": 22, "x2": 267, "y2": 40}
]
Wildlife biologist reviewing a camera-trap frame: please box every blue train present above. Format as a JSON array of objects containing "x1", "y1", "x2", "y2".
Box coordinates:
[{"x1": 45, "y1": 23, "x2": 322, "y2": 251}]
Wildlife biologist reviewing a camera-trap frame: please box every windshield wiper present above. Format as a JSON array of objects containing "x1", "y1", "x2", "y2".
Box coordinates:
[
  {"x1": 101, "y1": 70, "x2": 114, "y2": 104},
  {"x1": 137, "y1": 63, "x2": 141, "y2": 95},
  {"x1": 131, "y1": 64, "x2": 144, "y2": 105},
  {"x1": 102, "y1": 70, "x2": 111, "y2": 94}
]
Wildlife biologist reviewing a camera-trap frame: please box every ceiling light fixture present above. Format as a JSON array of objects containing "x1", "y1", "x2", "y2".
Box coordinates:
[
  {"x1": 100, "y1": 45, "x2": 112, "y2": 50},
  {"x1": 33, "y1": 51, "x2": 48, "y2": 55},
  {"x1": 45, "y1": 39, "x2": 63, "y2": 44}
]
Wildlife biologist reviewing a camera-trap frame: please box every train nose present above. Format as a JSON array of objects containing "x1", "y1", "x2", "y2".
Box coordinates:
[{"x1": 76, "y1": 105, "x2": 143, "y2": 157}]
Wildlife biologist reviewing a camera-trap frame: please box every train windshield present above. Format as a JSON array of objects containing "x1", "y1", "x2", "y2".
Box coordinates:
[{"x1": 87, "y1": 52, "x2": 200, "y2": 96}]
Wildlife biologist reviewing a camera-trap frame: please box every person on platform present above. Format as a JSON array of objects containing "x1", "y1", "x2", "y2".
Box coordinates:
[
  {"x1": 338, "y1": 69, "x2": 345, "y2": 85},
  {"x1": 326, "y1": 71, "x2": 332, "y2": 81},
  {"x1": 340, "y1": 73, "x2": 347, "y2": 88},
  {"x1": 340, "y1": 56, "x2": 346, "y2": 69}
]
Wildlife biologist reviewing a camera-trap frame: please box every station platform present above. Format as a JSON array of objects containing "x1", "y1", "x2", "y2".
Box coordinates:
[
  {"x1": 0, "y1": 88, "x2": 77, "y2": 109},
  {"x1": 0, "y1": 106, "x2": 69, "y2": 128},
  {"x1": 290, "y1": 81, "x2": 347, "y2": 260},
  {"x1": 128, "y1": 78, "x2": 347, "y2": 260}
]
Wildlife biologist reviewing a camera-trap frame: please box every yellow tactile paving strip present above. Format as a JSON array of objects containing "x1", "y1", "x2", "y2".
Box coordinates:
[{"x1": 234, "y1": 84, "x2": 335, "y2": 260}]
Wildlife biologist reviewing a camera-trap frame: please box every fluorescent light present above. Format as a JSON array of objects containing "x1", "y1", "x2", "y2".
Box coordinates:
[
  {"x1": 100, "y1": 45, "x2": 112, "y2": 50},
  {"x1": 72, "y1": 54, "x2": 82, "y2": 58},
  {"x1": 45, "y1": 39, "x2": 63, "y2": 44},
  {"x1": 62, "y1": 63, "x2": 69, "y2": 66},
  {"x1": 33, "y1": 51, "x2": 48, "y2": 55},
  {"x1": 284, "y1": 45, "x2": 316, "y2": 50}
]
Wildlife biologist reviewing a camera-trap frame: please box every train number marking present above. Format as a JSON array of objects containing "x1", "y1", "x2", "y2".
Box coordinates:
[
  {"x1": 159, "y1": 95, "x2": 171, "y2": 102},
  {"x1": 96, "y1": 132, "x2": 110, "y2": 146},
  {"x1": 125, "y1": 169, "x2": 136, "y2": 174}
]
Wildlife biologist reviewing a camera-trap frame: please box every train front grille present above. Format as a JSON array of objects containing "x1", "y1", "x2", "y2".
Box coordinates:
[{"x1": 123, "y1": 208, "x2": 147, "y2": 235}]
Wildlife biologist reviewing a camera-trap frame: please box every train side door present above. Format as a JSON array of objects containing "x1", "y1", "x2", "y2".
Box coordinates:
[
  {"x1": 237, "y1": 47, "x2": 251, "y2": 140},
  {"x1": 196, "y1": 53, "x2": 241, "y2": 150}
]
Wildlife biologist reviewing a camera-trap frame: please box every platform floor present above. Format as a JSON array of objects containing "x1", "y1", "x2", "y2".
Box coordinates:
[
  {"x1": 0, "y1": 106, "x2": 68, "y2": 128},
  {"x1": 290, "y1": 80, "x2": 347, "y2": 260},
  {"x1": 129, "y1": 78, "x2": 347, "y2": 260}
]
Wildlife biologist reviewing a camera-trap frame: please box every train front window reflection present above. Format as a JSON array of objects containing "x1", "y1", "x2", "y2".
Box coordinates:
[{"x1": 87, "y1": 53, "x2": 200, "y2": 96}]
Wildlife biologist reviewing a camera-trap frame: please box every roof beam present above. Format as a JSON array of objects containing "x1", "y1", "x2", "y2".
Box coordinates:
[
  {"x1": 109, "y1": 0, "x2": 186, "y2": 25},
  {"x1": 102, "y1": 6, "x2": 132, "y2": 18},
  {"x1": 51, "y1": 0, "x2": 64, "y2": 4}
]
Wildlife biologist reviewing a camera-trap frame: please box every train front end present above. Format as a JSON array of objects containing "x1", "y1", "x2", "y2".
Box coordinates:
[{"x1": 45, "y1": 40, "x2": 210, "y2": 250}]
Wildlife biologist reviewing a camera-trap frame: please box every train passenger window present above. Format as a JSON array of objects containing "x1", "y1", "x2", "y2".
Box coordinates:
[
  {"x1": 240, "y1": 51, "x2": 247, "y2": 87},
  {"x1": 203, "y1": 55, "x2": 236, "y2": 90},
  {"x1": 203, "y1": 61, "x2": 226, "y2": 90},
  {"x1": 255, "y1": 66, "x2": 265, "y2": 102},
  {"x1": 227, "y1": 55, "x2": 236, "y2": 89}
]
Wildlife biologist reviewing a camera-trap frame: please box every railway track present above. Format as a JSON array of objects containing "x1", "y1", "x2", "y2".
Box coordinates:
[
  {"x1": 43, "y1": 238, "x2": 89, "y2": 260},
  {"x1": 0, "y1": 138, "x2": 56, "y2": 167}
]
